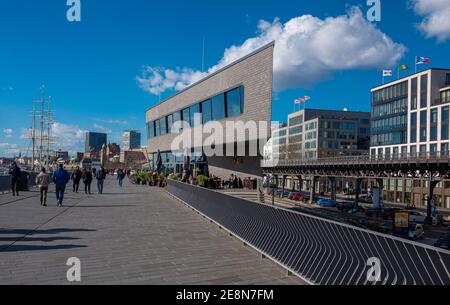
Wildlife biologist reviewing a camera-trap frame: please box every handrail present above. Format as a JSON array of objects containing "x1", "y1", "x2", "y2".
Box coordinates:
[{"x1": 262, "y1": 152, "x2": 450, "y2": 167}]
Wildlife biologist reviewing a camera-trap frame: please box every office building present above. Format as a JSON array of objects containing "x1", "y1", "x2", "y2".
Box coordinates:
[
  {"x1": 123, "y1": 130, "x2": 141, "y2": 150},
  {"x1": 270, "y1": 109, "x2": 371, "y2": 161},
  {"x1": 145, "y1": 42, "x2": 274, "y2": 178},
  {"x1": 370, "y1": 68, "x2": 450, "y2": 209},
  {"x1": 85, "y1": 132, "x2": 107, "y2": 153}
]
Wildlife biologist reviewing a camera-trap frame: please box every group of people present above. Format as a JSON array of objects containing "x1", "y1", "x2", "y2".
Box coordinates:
[
  {"x1": 8, "y1": 161, "x2": 125, "y2": 207},
  {"x1": 33, "y1": 164, "x2": 109, "y2": 207}
]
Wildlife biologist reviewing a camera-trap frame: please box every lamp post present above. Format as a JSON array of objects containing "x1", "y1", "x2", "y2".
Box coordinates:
[{"x1": 269, "y1": 174, "x2": 277, "y2": 206}]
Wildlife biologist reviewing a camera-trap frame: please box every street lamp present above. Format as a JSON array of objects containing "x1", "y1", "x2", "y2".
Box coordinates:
[{"x1": 269, "y1": 174, "x2": 277, "y2": 206}]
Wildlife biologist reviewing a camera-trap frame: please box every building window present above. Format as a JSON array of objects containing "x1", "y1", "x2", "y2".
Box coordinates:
[
  {"x1": 410, "y1": 145, "x2": 417, "y2": 156},
  {"x1": 420, "y1": 75, "x2": 428, "y2": 108},
  {"x1": 411, "y1": 77, "x2": 417, "y2": 110},
  {"x1": 201, "y1": 100, "x2": 212, "y2": 124},
  {"x1": 289, "y1": 115, "x2": 303, "y2": 126},
  {"x1": 443, "y1": 107, "x2": 450, "y2": 140},
  {"x1": 442, "y1": 90, "x2": 450, "y2": 104},
  {"x1": 430, "y1": 144, "x2": 438, "y2": 155},
  {"x1": 410, "y1": 113, "x2": 417, "y2": 143},
  {"x1": 160, "y1": 117, "x2": 167, "y2": 136},
  {"x1": 173, "y1": 111, "x2": 182, "y2": 133},
  {"x1": 430, "y1": 108, "x2": 438, "y2": 141},
  {"x1": 419, "y1": 144, "x2": 426, "y2": 157},
  {"x1": 442, "y1": 143, "x2": 449, "y2": 156},
  {"x1": 226, "y1": 86, "x2": 243, "y2": 118},
  {"x1": 211, "y1": 93, "x2": 225, "y2": 121},
  {"x1": 190, "y1": 104, "x2": 201, "y2": 127},
  {"x1": 182, "y1": 107, "x2": 191, "y2": 129},
  {"x1": 420, "y1": 111, "x2": 427, "y2": 142},
  {"x1": 167, "y1": 114, "x2": 173, "y2": 134},
  {"x1": 289, "y1": 126, "x2": 302, "y2": 135},
  {"x1": 148, "y1": 121, "x2": 155, "y2": 139},
  {"x1": 155, "y1": 119, "x2": 161, "y2": 137}
]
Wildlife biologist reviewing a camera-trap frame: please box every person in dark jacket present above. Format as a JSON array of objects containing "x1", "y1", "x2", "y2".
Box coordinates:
[
  {"x1": 71, "y1": 166, "x2": 83, "y2": 193},
  {"x1": 96, "y1": 166, "x2": 107, "y2": 194},
  {"x1": 8, "y1": 162, "x2": 21, "y2": 196},
  {"x1": 82, "y1": 168, "x2": 93, "y2": 194},
  {"x1": 52, "y1": 163, "x2": 70, "y2": 207},
  {"x1": 116, "y1": 168, "x2": 125, "y2": 187}
]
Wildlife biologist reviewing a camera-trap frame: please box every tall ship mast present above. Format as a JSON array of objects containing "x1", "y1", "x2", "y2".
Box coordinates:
[{"x1": 29, "y1": 86, "x2": 54, "y2": 172}]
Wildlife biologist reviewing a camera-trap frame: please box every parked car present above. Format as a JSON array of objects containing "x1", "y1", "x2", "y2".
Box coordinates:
[
  {"x1": 434, "y1": 233, "x2": 450, "y2": 249},
  {"x1": 408, "y1": 224, "x2": 425, "y2": 241},
  {"x1": 302, "y1": 194, "x2": 311, "y2": 202},
  {"x1": 288, "y1": 192, "x2": 301, "y2": 200},
  {"x1": 316, "y1": 198, "x2": 337, "y2": 207},
  {"x1": 408, "y1": 211, "x2": 427, "y2": 223},
  {"x1": 291, "y1": 193, "x2": 302, "y2": 201},
  {"x1": 338, "y1": 202, "x2": 355, "y2": 212},
  {"x1": 359, "y1": 195, "x2": 373, "y2": 203}
]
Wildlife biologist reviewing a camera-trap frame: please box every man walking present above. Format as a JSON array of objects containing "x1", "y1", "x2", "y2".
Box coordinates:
[
  {"x1": 117, "y1": 168, "x2": 125, "y2": 187},
  {"x1": 96, "y1": 166, "x2": 107, "y2": 194},
  {"x1": 71, "y1": 166, "x2": 82, "y2": 193},
  {"x1": 52, "y1": 163, "x2": 70, "y2": 207},
  {"x1": 8, "y1": 162, "x2": 21, "y2": 196},
  {"x1": 82, "y1": 168, "x2": 93, "y2": 194},
  {"x1": 36, "y1": 167, "x2": 50, "y2": 206}
]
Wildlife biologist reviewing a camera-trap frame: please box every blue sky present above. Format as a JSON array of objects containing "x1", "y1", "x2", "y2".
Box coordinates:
[{"x1": 1, "y1": 0, "x2": 449, "y2": 156}]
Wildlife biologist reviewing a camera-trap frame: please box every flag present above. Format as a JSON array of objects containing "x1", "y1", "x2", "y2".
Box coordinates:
[
  {"x1": 397, "y1": 64, "x2": 409, "y2": 71},
  {"x1": 383, "y1": 70, "x2": 393, "y2": 77},
  {"x1": 294, "y1": 96, "x2": 311, "y2": 104},
  {"x1": 416, "y1": 56, "x2": 430, "y2": 65}
]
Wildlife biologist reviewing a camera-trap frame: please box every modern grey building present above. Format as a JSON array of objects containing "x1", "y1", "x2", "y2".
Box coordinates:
[
  {"x1": 270, "y1": 108, "x2": 371, "y2": 161},
  {"x1": 123, "y1": 130, "x2": 141, "y2": 150},
  {"x1": 268, "y1": 108, "x2": 371, "y2": 193},
  {"x1": 85, "y1": 132, "x2": 107, "y2": 153},
  {"x1": 145, "y1": 42, "x2": 274, "y2": 178},
  {"x1": 370, "y1": 68, "x2": 450, "y2": 209}
]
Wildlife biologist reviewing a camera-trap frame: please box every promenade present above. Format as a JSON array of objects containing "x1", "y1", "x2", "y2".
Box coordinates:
[{"x1": 0, "y1": 177, "x2": 305, "y2": 285}]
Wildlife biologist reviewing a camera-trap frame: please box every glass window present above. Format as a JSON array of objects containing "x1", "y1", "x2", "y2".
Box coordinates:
[
  {"x1": 289, "y1": 115, "x2": 303, "y2": 126},
  {"x1": 226, "y1": 87, "x2": 243, "y2": 118},
  {"x1": 182, "y1": 107, "x2": 191, "y2": 129},
  {"x1": 148, "y1": 121, "x2": 155, "y2": 139},
  {"x1": 160, "y1": 117, "x2": 167, "y2": 136},
  {"x1": 155, "y1": 119, "x2": 161, "y2": 137},
  {"x1": 167, "y1": 115, "x2": 173, "y2": 134},
  {"x1": 431, "y1": 108, "x2": 438, "y2": 124},
  {"x1": 431, "y1": 127, "x2": 437, "y2": 142},
  {"x1": 190, "y1": 104, "x2": 201, "y2": 127},
  {"x1": 211, "y1": 93, "x2": 225, "y2": 121},
  {"x1": 420, "y1": 75, "x2": 428, "y2": 108},
  {"x1": 442, "y1": 107, "x2": 449, "y2": 141},
  {"x1": 201, "y1": 100, "x2": 212, "y2": 124},
  {"x1": 411, "y1": 78, "x2": 417, "y2": 110},
  {"x1": 173, "y1": 111, "x2": 182, "y2": 133},
  {"x1": 442, "y1": 143, "x2": 449, "y2": 156}
]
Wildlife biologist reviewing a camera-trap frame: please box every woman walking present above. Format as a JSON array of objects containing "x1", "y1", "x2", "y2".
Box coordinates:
[
  {"x1": 82, "y1": 168, "x2": 93, "y2": 194},
  {"x1": 35, "y1": 167, "x2": 50, "y2": 207}
]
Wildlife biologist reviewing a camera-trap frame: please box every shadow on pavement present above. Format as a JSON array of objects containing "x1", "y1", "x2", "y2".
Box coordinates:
[
  {"x1": 1, "y1": 244, "x2": 88, "y2": 252},
  {"x1": 0, "y1": 228, "x2": 96, "y2": 235}
]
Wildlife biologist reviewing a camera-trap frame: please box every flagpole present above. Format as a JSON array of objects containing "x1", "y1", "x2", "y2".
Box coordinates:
[{"x1": 415, "y1": 56, "x2": 417, "y2": 74}]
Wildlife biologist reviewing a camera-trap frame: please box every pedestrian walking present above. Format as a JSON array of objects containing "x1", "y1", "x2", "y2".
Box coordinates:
[
  {"x1": 52, "y1": 163, "x2": 70, "y2": 207},
  {"x1": 117, "y1": 168, "x2": 125, "y2": 187},
  {"x1": 71, "y1": 166, "x2": 83, "y2": 193},
  {"x1": 96, "y1": 166, "x2": 107, "y2": 194},
  {"x1": 8, "y1": 162, "x2": 21, "y2": 196},
  {"x1": 82, "y1": 168, "x2": 93, "y2": 194},
  {"x1": 35, "y1": 167, "x2": 50, "y2": 206}
]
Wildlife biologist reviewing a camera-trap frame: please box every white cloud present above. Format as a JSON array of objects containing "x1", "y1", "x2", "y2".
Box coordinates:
[
  {"x1": 0, "y1": 143, "x2": 20, "y2": 156},
  {"x1": 413, "y1": 0, "x2": 450, "y2": 41},
  {"x1": 93, "y1": 124, "x2": 112, "y2": 134},
  {"x1": 3, "y1": 128, "x2": 13, "y2": 138},
  {"x1": 137, "y1": 7, "x2": 406, "y2": 95},
  {"x1": 51, "y1": 123, "x2": 87, "y2": 154},
  {"x1": 94, "y1": 118, "x2": 128, "y2": 125}
]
